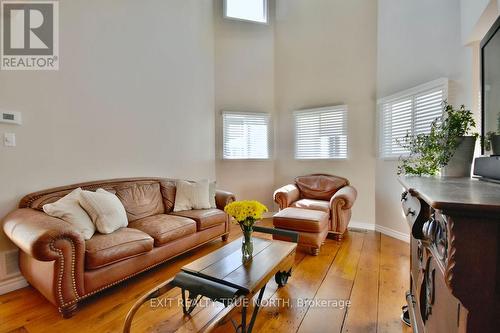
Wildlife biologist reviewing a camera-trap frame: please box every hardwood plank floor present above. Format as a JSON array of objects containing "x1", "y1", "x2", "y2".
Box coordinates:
[
  {"x1": 0, "y1": 223, "x2": 411, "y2": 333},
  {"x1": 341, "y1": 232, "x2": 380, "y2": 333}
]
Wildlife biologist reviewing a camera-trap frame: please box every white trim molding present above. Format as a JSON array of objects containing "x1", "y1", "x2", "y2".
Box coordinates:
[
  {"x1": 375, "y1": 224, "x2": 410, "y2": 243},
  {"x1": 349, "y1": 221, "x2": 375, "y2": 231},
  {"x1": 377, "y1": 77, "x2": 449, "y2": 105},
  {"x1": 348, "y1": 221, "x2": 410, "y2": 243},
  {"x1": 0, "y1": 275, "x2": 28, "y2": 295}
]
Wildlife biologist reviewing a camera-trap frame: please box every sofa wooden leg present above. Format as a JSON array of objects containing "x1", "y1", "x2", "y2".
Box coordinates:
[
  {"x1": 221, "y1": 234, "x2": 229, "y2": 242},
  {"x1": 327, "y1": 232, "x2": 345, "y2": 241},
  {"x1": 311, "y1": 248, "x2": 320, "y2": 256},
  {"x1": 60, "y1": 303, "x2": 78, "y2": 318}
]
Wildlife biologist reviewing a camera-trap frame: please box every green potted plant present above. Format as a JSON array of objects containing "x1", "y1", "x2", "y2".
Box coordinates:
[
  {"x1": 483, "y1": 113, "x2": 500, "y2": 155},
  {"x1": 398, "y1": 103, "x2": 478, "y2": 177}
]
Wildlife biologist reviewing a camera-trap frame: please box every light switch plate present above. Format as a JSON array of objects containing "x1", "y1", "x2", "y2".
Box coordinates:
[{"x1": 4, "y1": 133, "x2": 16, "y2": 147}]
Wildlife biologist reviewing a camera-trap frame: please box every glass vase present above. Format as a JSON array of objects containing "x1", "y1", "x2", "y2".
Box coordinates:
[{"x1": 241, "y1": 228, "x2": 253, "y2": 262}]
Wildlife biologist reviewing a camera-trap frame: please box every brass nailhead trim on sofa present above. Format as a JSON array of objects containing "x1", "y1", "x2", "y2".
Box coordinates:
[
  {"x1": 49, "y1": 237, "x2": 80, "y2": 307},
  {"x1": 56, "y1": 232, "x2": 230, "y2": 310}
]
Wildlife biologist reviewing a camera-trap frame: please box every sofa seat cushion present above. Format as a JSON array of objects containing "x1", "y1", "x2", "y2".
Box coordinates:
[
  {"x1": 171, "y1": 209, "x2": 226, "y2": 231},
  {"x1": 128, "y1": 214, "x2": 196, "y2": 246},
  {"x1": 290, "y1": 199, "x2": 330, "y2": 214},
  {"x1": 85, "y1": 228, "x2": 153, "y2": 269},
  {"x1": 273, "y1": 207, "x2": 328, "y2": 233}
]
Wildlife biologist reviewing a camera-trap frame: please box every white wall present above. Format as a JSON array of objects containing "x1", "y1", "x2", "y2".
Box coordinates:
[
  {"x1": 214, "y1": 0, "x2": 276, "y2": 208},
  {"x1": 461, "y1": 0, "x2": 492, "y2": 44},
  {"x1": 376, "y1": 0, "x2": 473, "y2": 235},
  {"x1": 274, "y1": 0, "x2": 378, "y2": 227},
  {"x1": 461, "y1": 0, "x2": 499, "y2": 45},
  {"x1": 0, "y1": 0, "x2": 215, "y2": 251}
]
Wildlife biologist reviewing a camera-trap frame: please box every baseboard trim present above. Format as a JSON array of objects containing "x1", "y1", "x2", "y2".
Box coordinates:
[
  {"x1": 348, "y1": 221, "x2": 410, "y2": 243},
  {"x1": 349, "y1": 221, "x2": 375, "y2": 231},
  {"x1": 375, "y1": 225, "x2": 410, "y2": 243},
  {"x1": 0, "y1": 275, "x2": 28, "y2": 295}
]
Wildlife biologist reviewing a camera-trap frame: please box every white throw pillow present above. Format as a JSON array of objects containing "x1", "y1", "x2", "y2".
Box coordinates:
[
  {"x1": 79, "y1": 188, "x2": 128, "y2": 234},
  {"x1": 174, "y1": 179, "x2": 211, "y2": 212},
  {"x1": 43, "y1": 188, "x2": 95, "y2": 240},
  {"x1": 209, "y1": 180, "x2": 217, "y2": 209}
]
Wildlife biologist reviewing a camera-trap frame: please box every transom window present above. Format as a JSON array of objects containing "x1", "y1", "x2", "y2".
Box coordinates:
[
  {"x1": 294, "y1": 106, "x2": 348, "y2": 159},
  {"x1": 378, "y1": 78, "x2": 448, "y2": 159},
  {"x1": 223, "y1": 112, "x2": 270, "y2": 159},
  {"x1": 224, "y1": 0, "x2": 268, "y2": 24}
]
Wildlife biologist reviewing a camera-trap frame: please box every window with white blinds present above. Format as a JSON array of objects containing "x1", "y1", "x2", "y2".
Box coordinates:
[
  {"x1": 295, "y1": 106, "x2": 348, "y2": 159},
  {"x1": 379, "y1": 79, "x2": 448, "y2": 159},
  {"x1": 224, "y1": 0, "x2": 268, "y2": 24},
  {"x1": 223, "y1": 112, "x2": 270, "y2": 159}
]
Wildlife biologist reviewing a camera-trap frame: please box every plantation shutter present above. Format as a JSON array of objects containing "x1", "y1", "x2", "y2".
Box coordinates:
[
  {"x1": 380, "y1": 97, "x2": 413, "y2": 158},
  {"x1": 379, "y1": 79, "x2": 447, "y2": 159},
  {"x1": 223, "y1": 112, "x2": 270, "y2": 159},
  {"x1": 295, "y1": 106, "x2": 348, "y2": 159},
  {"x1": 414, "y1": 88, "x2": 445, "y2": 135}
]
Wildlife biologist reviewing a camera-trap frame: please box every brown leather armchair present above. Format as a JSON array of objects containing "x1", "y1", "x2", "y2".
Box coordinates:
[{"x1": 274, "y1": 174, "x2": 357, "y2": 239}]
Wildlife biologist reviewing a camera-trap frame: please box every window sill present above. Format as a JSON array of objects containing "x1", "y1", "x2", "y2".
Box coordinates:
[
  {"x1": 379, "y1": 156, "x2": 405, "y2": 161},
  {"x1": 294, "y1": 157, "x2": 348, "y2": 161},
  {"x1": 221, "y1": 158, "x2": 272, "y2": 161}
]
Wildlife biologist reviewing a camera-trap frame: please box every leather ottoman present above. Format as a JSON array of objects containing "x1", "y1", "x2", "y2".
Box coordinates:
[{"x1": 272, "y1": 207, "x2": 329, "y2": 255}]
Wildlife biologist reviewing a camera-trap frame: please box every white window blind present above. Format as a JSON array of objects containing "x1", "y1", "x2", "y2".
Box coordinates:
[
  {"x1": 379, "y1": 79, "x2": 448, "y2": 159},
  {"x1": 223, "y1": 112, "x2": 270, "y2": 159},
  {"x1": 295, "y1": 106, "x2": 348, "y2": 159}
]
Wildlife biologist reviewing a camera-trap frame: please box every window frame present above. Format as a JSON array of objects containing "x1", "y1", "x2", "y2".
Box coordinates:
[
  {"x1": 377, "y1": 78, "x2": 449, "y2": 160},
  {"x1": 294, "y1": 105, "x2": 349, "y2": 161},
  {"x1": 223, "y1": 0, "x2": 269, "y2": 25},
  {"x1": 222, "y1": 111, "x2": 272, "y2": 161}
]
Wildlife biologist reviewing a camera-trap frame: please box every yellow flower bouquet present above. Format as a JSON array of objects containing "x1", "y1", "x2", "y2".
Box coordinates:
[
  {"x1": 224, "y1": 200, "x2": 268, "y2": 226},
  {"x1": 224, "y1": 200, "x2": 268, "y2": 261}
]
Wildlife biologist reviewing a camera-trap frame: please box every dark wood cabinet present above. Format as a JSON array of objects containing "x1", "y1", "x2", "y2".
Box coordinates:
[{"x1": 400, "y1": 176, "x2": 500, "y2": 333}]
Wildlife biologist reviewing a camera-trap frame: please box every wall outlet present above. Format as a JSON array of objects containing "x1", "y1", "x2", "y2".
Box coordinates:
[{"x1": 4, "y1": 133, "x2": 15, "y2": 147}]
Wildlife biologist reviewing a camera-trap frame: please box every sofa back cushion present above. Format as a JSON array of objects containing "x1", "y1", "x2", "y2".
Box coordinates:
[
  {"x1": 160, "y1": 179, "x2": 176, "y2": 213},
  {"x1": 19, "y1": 178, "x2": 164, "y2": 211},
  {"x1": 114, "y1": 182, "x2": 164, "y2": 222},
  {"x1": 295, "y1": 174, "x2": 348, "y2": 200}
]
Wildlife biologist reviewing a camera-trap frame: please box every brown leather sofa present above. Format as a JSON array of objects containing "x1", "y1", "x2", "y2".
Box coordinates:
[
  {"x1": 2, "y1": 178, "x2": 235, "y2": 318},
  {"x1": 273, "y1": 174, "x2": 357, "y2": 239}
]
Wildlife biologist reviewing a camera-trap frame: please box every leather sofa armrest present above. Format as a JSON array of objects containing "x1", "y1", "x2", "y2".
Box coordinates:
[
  {"x1": 274, "y1": 184, "x2": 300, "y2": 210},
  {"x1": 215, "y1": 190, "x2": 236, "y2": 210},
  {"x1": 330, "y1": 185, "x2": 357, "y2": 210},
  {"x1": 3, "y1": 208, "x2": 86, "y2": 309},
  {"x1": 3, "y1": 208, "x2": 85, "y2": 261}
]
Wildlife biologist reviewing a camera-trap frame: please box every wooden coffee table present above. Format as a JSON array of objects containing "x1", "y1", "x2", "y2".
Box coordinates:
[{"x1": 124, "y1": 228, "x2": 297, "y2": 333}]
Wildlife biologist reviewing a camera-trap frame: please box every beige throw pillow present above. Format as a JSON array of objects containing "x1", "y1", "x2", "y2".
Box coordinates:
[
  {"x1": 79, "y1": 188, "x2": 128, "y2": 234},
  {"x1": 43, "y1": 188, "x2": 95, "y2": 240},
  {"x1": 174, "y1": 179, "x2": 211, "y2": 212}
]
